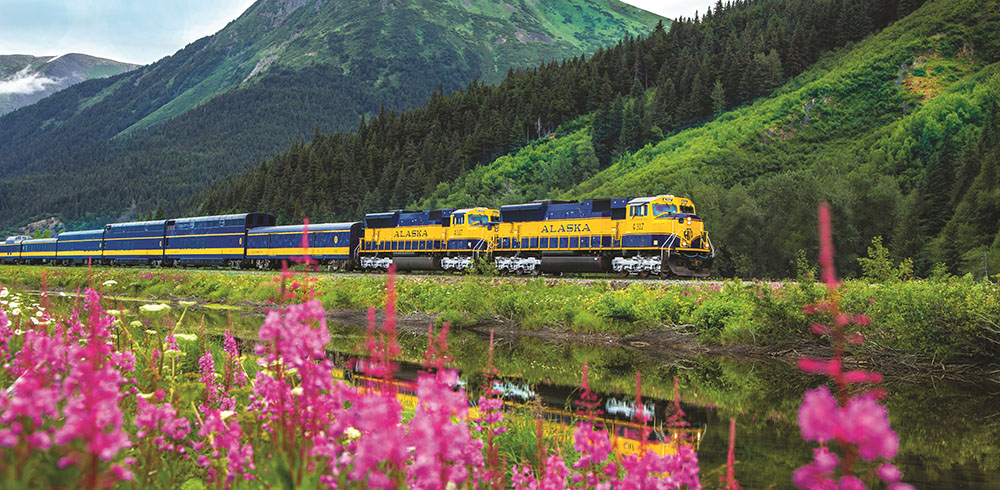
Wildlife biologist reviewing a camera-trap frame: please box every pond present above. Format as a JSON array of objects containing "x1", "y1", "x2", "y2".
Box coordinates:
[{"x1": 32, "y1": 292, "x2": 1000, "y2": 488}]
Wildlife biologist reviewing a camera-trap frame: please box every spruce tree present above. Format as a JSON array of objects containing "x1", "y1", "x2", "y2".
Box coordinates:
[{"x1": 711, "y1": 79, "x2": 726, "y2": 115}]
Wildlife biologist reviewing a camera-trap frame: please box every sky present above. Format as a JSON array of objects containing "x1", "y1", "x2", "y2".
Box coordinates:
[{"x1": 0, "y1": 0, "x2": 707, "y2": 66}]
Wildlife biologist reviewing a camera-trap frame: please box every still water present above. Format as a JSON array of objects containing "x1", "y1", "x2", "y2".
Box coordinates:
[{"x1": 43, "y1": 294, "x2": 1000, "y2": 488}]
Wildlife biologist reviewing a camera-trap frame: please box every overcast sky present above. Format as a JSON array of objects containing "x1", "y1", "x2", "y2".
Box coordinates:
[{"x1": 0, "y1": 0, "x2": 707, "y2": 65}]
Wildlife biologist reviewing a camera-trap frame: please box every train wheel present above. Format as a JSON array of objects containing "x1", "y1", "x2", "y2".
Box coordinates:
[
  {"x1": 618, "y1": 270, "x2": 629, "y2": 278},
  {"x1": 658, "y1": 270, "x2": 672, "y2": 280},
  {"x1": 639, "y1": 271, "x2": 651, "y2": 279}
]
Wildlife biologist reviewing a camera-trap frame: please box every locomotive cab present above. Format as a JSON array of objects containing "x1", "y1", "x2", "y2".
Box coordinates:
[
  {"x1": 619, "y1": 195, "x2": 714, "y2": 278},
  {"x1": 448, "y1": 207, "x2": 500, "y2": 252}
]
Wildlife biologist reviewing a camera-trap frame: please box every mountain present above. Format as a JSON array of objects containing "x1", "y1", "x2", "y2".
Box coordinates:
[
  {"x1": 199, "y1": 0, "x2": 1000, "y2": 278},
  {"x1": 0, "y1": 53, "x2": 137, "y2": 115},
  {"x1": 425, "y1": 0, "x2": 1000, "y2": 278},
  {"x1": 0, "y1": 0, "x2": 664, "y2": 232}
]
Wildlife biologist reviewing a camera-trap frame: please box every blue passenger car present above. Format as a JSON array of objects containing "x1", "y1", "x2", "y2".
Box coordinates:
[
  {"x1": 246, "y1": 222, "x2": 362, "y2": 270},
  {"x1": 164, "y1": 213, "x2": 275, "y2": 267},
  {"x1": 20, "y1": 238, "x2": 58, "y2": 264},
  {"x1": 56, "y1": 229, "x2": 105, "y2": 265},
  {"x1": 104, "y1": 220, "x2": 168, "y2": 266},
  {"x1": 0, "y1": 236, "x2": 28, "y2": 264}
]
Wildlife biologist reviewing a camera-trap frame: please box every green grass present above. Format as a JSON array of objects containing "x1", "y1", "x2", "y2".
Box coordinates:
[{"x1": 2, "y1": 265, "x2": 998, "y2": 361}]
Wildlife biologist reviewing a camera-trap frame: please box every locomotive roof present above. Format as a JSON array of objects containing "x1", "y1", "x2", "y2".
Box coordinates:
[
  {"x1": 107, "y1": 219, "x2": 168, "y2": 228},
  {"x1": 171, "y1": 213, "x2": 254, "y2": 223},
  {"x1": 22, "y1": 238, "x2": 57, "y2": 244},
  {"x1": 627, "y1": 195, "x2": 678, "y2": 205},
  {"x1": 249, "y1": 223, "x2": 360, "y2": 234},
  {"x1": 58, "y1": 229, "x2": 104, "y2": 238},
  {"x1": 451, "y1": 207, "x2": 494, "y2": 215}
]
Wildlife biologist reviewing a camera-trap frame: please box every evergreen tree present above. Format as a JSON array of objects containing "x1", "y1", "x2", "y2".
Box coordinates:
[
  {"x1": 650, "y1": 78, "x2": 676, "y2": 132},
  {"x1": 618, "y1": 99, "x2": 643, "y2": 153},
  {"x1": 591, "y1": 100, "x2": 623, "y2": 167},
  {"x1": 711, "y1": 79, "x2": 726, "y2": 115}
]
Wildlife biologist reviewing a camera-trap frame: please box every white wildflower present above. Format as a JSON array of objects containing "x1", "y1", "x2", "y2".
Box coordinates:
[
  {"x1": 345, "y1": 427, "x2": 361, "y2": 440},
  {"x1": 102, "y1": 279, "x2": 118, "y2": 287},
  {"x1": 175, "y1": 333, "x2": 197, "y2": 342}
]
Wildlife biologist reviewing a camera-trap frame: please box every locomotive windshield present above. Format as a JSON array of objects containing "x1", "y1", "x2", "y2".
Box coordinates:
[
  {"x1": 653, "y1": 204, "x2": 678, "y2": 216},
  {"x1": 468, "y1": 214, "x2": 488, "y2": 226}
]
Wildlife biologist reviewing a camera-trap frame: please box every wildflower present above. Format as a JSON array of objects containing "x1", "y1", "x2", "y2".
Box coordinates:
[
  {"x1": 134, "y1": 396, "x2": 191, "y2": 450},
  {"x1": 175, "y1": 333, "x2": 197, "y2": 342},
  {"x1": 0, "y1": 288, "x2": 7, "y2": 297},
  {"x1": 139, "y1": 303, "x2": 170, "y2": 316},
  {"x1": 102, "y1": 280, "x2": 118, "y2": 288},
  {"x1": 199, "y1": 351, "x2": 219, "y2": 409}
]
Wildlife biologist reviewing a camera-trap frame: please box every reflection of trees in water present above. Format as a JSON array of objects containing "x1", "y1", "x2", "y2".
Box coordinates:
[{"x1": 242, "y1": 314, "x2": 1000, "y2": 487}]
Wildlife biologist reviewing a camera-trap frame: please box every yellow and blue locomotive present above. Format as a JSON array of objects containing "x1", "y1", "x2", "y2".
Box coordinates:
[
  {"x1": 358, "y1": 207, "x2": 499, "y2": 271},
  {"x1": 493, "y1": 195, "x2": 712, "y2": 277}
]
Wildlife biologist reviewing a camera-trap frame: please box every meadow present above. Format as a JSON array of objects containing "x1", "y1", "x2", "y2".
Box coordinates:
[{"x1": 0, "y1": 263, "x2": 997, "y2": 364}]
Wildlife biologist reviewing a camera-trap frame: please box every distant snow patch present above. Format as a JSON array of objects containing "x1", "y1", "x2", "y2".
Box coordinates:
[{"x1": 0, "y1": 67, "x2": 60, "y2": 95}]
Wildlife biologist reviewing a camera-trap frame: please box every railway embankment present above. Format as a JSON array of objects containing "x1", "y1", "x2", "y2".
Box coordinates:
[{"x1": 2, "y1": 265, "x2": 998, "y2": 375}]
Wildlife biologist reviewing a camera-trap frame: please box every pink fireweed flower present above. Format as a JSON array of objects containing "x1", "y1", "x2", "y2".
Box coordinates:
[
  {"x1": 165, "y1": 333, "x2": 180, "y2": 352},
  {"x1": 817, "y1": 203, "x2": 838, "y2": 289},
  {"x1": 798, "y1": 387, "x2": 838, "y2": 443},
  {"x1": 798, "y1": 358, "x2": 841, "y2": 377},
  {"x1": 792, "y1": 448, "x2": 839, "y2": 489},
  {"x1": 512, "y1": 453, "x2": 572, "y2": 490},
  {"x1": 840, "y1": 395, "x2": 898, "y2": 461},
  {"x1": 256, "y1": 299, "x2": 330, "y2": 367},
  {"x1": 134, "y1": 395, "x2": 191, "y2": 451},
  {"x1": 199, "y1": 350, "x2": 220, "y2": 409},
  {"x1": 618, "y1": 445, "x2": 702, "y2": 490},
  {"x1": 0, "y1": 308, "x2": 11, "y2": 360},
  {"x1": 223, "y1": 330, "x2": 247, "y2": 387},
  {"x1": 198, "y1": 408, "x2": 255, "y2": 488},
  {"x1": 405, "y1": 369, "x2": 484, "y2": 489}
]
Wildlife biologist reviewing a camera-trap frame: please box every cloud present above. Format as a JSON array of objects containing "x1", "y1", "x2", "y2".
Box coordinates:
[
  {"x1": 620, "y1": 0, "x2": 710, "y2": 19},
  {"x1": 0, "y1": 67, "x2": 60, "y2": 95}
]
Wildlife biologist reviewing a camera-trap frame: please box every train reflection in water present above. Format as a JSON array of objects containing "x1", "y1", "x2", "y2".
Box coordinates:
[{"x1": 340, "y1": 357, "x2": 705, "y2": 459}]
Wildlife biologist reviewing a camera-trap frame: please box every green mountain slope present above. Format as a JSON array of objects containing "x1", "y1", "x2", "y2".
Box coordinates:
[
  {"x1": 424, "y1": 0, "x2": 1000, "y2": 277},
  {"x1": 0, "y1": 0, "x2": 662, "y2": 231},
  {"x1": 196, "y1": 0, "x2": 927, "y2": 271},
  {"x1": 0, "y1": 53, "x2": 137, "y2": 115}
]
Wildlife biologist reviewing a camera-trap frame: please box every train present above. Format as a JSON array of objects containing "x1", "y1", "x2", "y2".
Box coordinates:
[{"x1": 0, "y1": 195, "x2": 714, "y2": 277}]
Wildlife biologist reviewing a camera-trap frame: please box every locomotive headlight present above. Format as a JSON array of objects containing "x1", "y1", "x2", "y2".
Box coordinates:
[{"x1": 686, "y1": 217, "x2": 692, "y2": 225}]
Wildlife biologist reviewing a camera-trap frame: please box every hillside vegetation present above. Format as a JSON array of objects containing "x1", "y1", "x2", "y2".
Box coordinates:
[
  {"x1": 0, "y1": 0, "x2": 660, "y2": 232},
  {"x1": 199, "y1": 0, "x2": 913, "y2": 224},
  {"x1": 196, "y1": 0, "x2": 998, "y2": 279},
  {"x1": 426, "y1": 0, "x2": 1000, "y2": 278}
]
